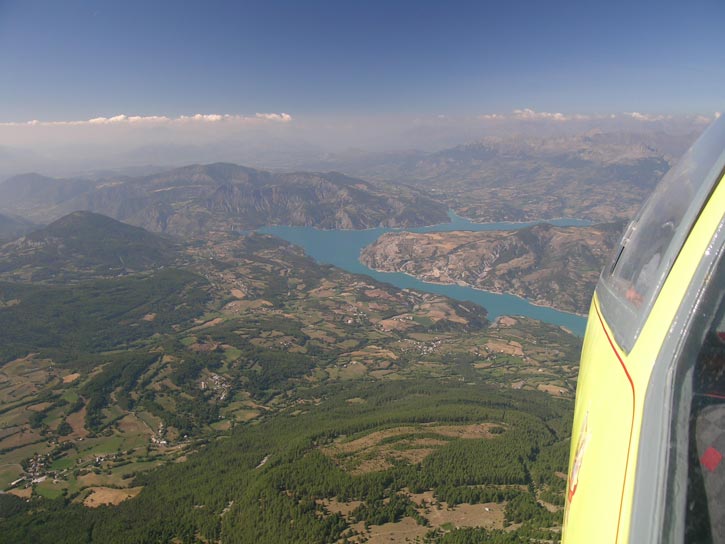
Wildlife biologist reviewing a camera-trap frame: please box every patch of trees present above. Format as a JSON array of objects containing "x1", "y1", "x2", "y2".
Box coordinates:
[
  {"x1": 57, "y1": 420, "x2": 72, "y2": 436},
  {"x1": 243, "y1": 348, "x2": 317, "y2": 400},
  {"x1": 81, "y1": 352, "x2": 158, "y2": 431},
  {"x1": 351, "y1": 493, "x2": 427, "y2": 527},
  {"x1": 28, "y1": 410, "x2": 46, "y2": 429},
  {"x1": 412, "y1": 433, "x2": 532, "y2": 489},
  {"x1": 504, "y1": 492, "x2": 557, "y2": 525},
  {"x1": 427, "y1": 527, "x2": 530, "y2": 543},
  {"x1": 434, "y1": 485, "x2": 521, "y2": 506},
  {"x1": 169, "y1": 352, "x2": 221, "y2": 388},
  {"x1": 140, "y1": 394, "x2": 220, "y2": 437},
  {"x1": 0, "y1": 270, "x2": 208, "y2": 365}
]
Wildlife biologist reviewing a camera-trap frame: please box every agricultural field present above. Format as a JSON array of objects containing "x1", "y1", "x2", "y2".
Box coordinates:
[{"x1": 0, "y1": 224, "x2": 581, "y2": 542}]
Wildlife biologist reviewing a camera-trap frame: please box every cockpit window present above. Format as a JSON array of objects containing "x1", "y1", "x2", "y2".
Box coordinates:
[
  {"x1": 663, "y1": 248, "x2": 725, "y2": 544},
  {"x1": 597, "y1": 116, "x2": 725, "y2": 352},
  {"x1": 628, "y1": 208, "x2": 725, "y2": 544},
  {"x1": 686, "y1": 311, "x2": 725, "y2": 542}
]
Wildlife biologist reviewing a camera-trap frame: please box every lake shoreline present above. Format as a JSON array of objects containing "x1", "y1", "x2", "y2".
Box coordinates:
[
  {"x1": 360, "y1": 264, "x2": 590, "y2": 319},
  {"x1": 259, "y1": 215, "x2": 591, "y2": 337}
]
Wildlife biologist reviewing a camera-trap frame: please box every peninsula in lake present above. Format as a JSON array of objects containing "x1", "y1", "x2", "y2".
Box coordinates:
[{"x1": 360, "y1": 222, "x2": 624, "y2": 315}]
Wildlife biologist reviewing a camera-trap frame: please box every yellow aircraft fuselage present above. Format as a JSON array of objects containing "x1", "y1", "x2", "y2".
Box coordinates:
[{"x1": 562, "y1": 117, "x2": 725, "y2": 542}]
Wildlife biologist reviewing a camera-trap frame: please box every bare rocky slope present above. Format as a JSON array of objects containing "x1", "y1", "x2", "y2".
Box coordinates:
[
  {"x1": 360, "y1": 221, "x2": 624, "y2": 314},
  {"x1": 0, "y1": 163, "x2": 449, "y2": 235}
]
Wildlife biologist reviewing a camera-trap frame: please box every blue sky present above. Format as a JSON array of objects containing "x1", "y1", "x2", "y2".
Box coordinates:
[{"x1": 0, "y1": 0, "x2": 723, "y2": 122}]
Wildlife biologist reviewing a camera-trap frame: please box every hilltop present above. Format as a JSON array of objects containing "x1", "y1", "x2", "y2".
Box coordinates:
[{"x1": 0, "y1": 211, "x2": 178, "y2": 281}]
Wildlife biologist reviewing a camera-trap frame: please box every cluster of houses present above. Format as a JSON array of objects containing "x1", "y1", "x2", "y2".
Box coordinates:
[
  {"x1": 342, "y1": 304, "x2": 369, "y2": 325},
  {"x1": 398, "y1": 338, "x2": 442, "y2": 356},
  {"x1": 199, "y1": 372, "x2": 231, "y2": 401}
]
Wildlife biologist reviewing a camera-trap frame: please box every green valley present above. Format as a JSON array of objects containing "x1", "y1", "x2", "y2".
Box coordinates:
[{"x1": 0, "y1": 214, "x2": 581, "y2": 543}]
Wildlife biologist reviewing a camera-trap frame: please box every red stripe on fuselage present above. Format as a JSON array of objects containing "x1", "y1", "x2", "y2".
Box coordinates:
[{"x1": 593, "y1": 301, "x2": 636, "y2": 544}]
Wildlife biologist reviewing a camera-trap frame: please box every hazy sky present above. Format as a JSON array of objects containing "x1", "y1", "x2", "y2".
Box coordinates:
[
  {"x1": 0, "y1": 0, "x2": 722, "y2": 177},
  {"x1": 1, "y1": 0, "x2": 723, "y2": 122}
]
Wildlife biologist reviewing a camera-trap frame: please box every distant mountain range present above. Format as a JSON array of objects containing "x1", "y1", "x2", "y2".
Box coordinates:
[
  {"x1": 306, "y1": 131, "x2": 686, "y2": 223},
  {"x1": 0, "y1": 173, "x2": 95, "y2": 210},
  {"x1": 361, "y1": 221, "x2": 625, "y2": 314},
  {"x1": 0, "y1": 129, "x2": 689, "y2": 235},
  {"x1": 0, "y1": 163, "x2": 449, "y2": 235}
]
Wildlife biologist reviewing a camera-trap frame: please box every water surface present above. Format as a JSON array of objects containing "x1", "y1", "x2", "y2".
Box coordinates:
[{"x1": 260, "y1": 213, "x2": 589, "y2": 336}]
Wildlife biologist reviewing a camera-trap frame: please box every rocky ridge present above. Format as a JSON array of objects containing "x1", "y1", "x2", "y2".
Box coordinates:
[
  {"x1": 0, "y1": 163, "x2": 448, "y2": 235},
  {"x1": 360, "y1": 222, "x2": 624, "y2": 314}
]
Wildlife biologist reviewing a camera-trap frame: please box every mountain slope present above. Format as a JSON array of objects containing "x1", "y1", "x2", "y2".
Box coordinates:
[
  {"x1": 0, "y1": 213, "x2": 35, "y2": 241},
  {"x1": 2, "y1": 163, "x2": 449, "y2": 234},
  {"x1": 0, "y1": 211, "x2": 178, "y2": 281},
  {"x1": 361, "y1": 222, "x2": 624, "y2": 314},
  {"x1": 312, "y1": 133, "x2": 679, "y2": 223},
  {"x1": 0, "y1": 173, "x2": 95, "y2": 214}
]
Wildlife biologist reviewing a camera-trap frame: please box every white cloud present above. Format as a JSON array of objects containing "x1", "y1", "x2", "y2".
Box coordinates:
[
  {"x1": 509, "y1": 108, "x2": 595, "y2": 122},
  {"x1": 624, "y1": 112, "x2": 670, "y2": 122},
  {"x1": 0, "y1": 112, "x2": 293, "y2": 127},
  {"x1": 255, "y1": 112, "x2": 293, "y2": 122},
  {"x1": 177, "y1": 114, "x2": 225, "y2": 122},
  {"x1": 513, "y1": 108, "x2": 564, "y2": 121},
  {"x1": 478, "y1": 113, "x2": 506, "y2": 120},
  {"x1": 89, "y1": 114, "x2": 133, "y2": 124}
]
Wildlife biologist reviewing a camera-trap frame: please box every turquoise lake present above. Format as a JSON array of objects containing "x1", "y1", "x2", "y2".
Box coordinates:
[{"x1": 260, "y1": 213, "x2": 590, "y2": 336}]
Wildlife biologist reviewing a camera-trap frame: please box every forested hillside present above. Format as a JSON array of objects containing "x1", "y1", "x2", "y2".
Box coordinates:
[
  {"x1": 1, "y1": 381, "x2": 572, "y2": 543},
  {"x1": 0, "y1": 224, "x2": 581, "y2": 542}
]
